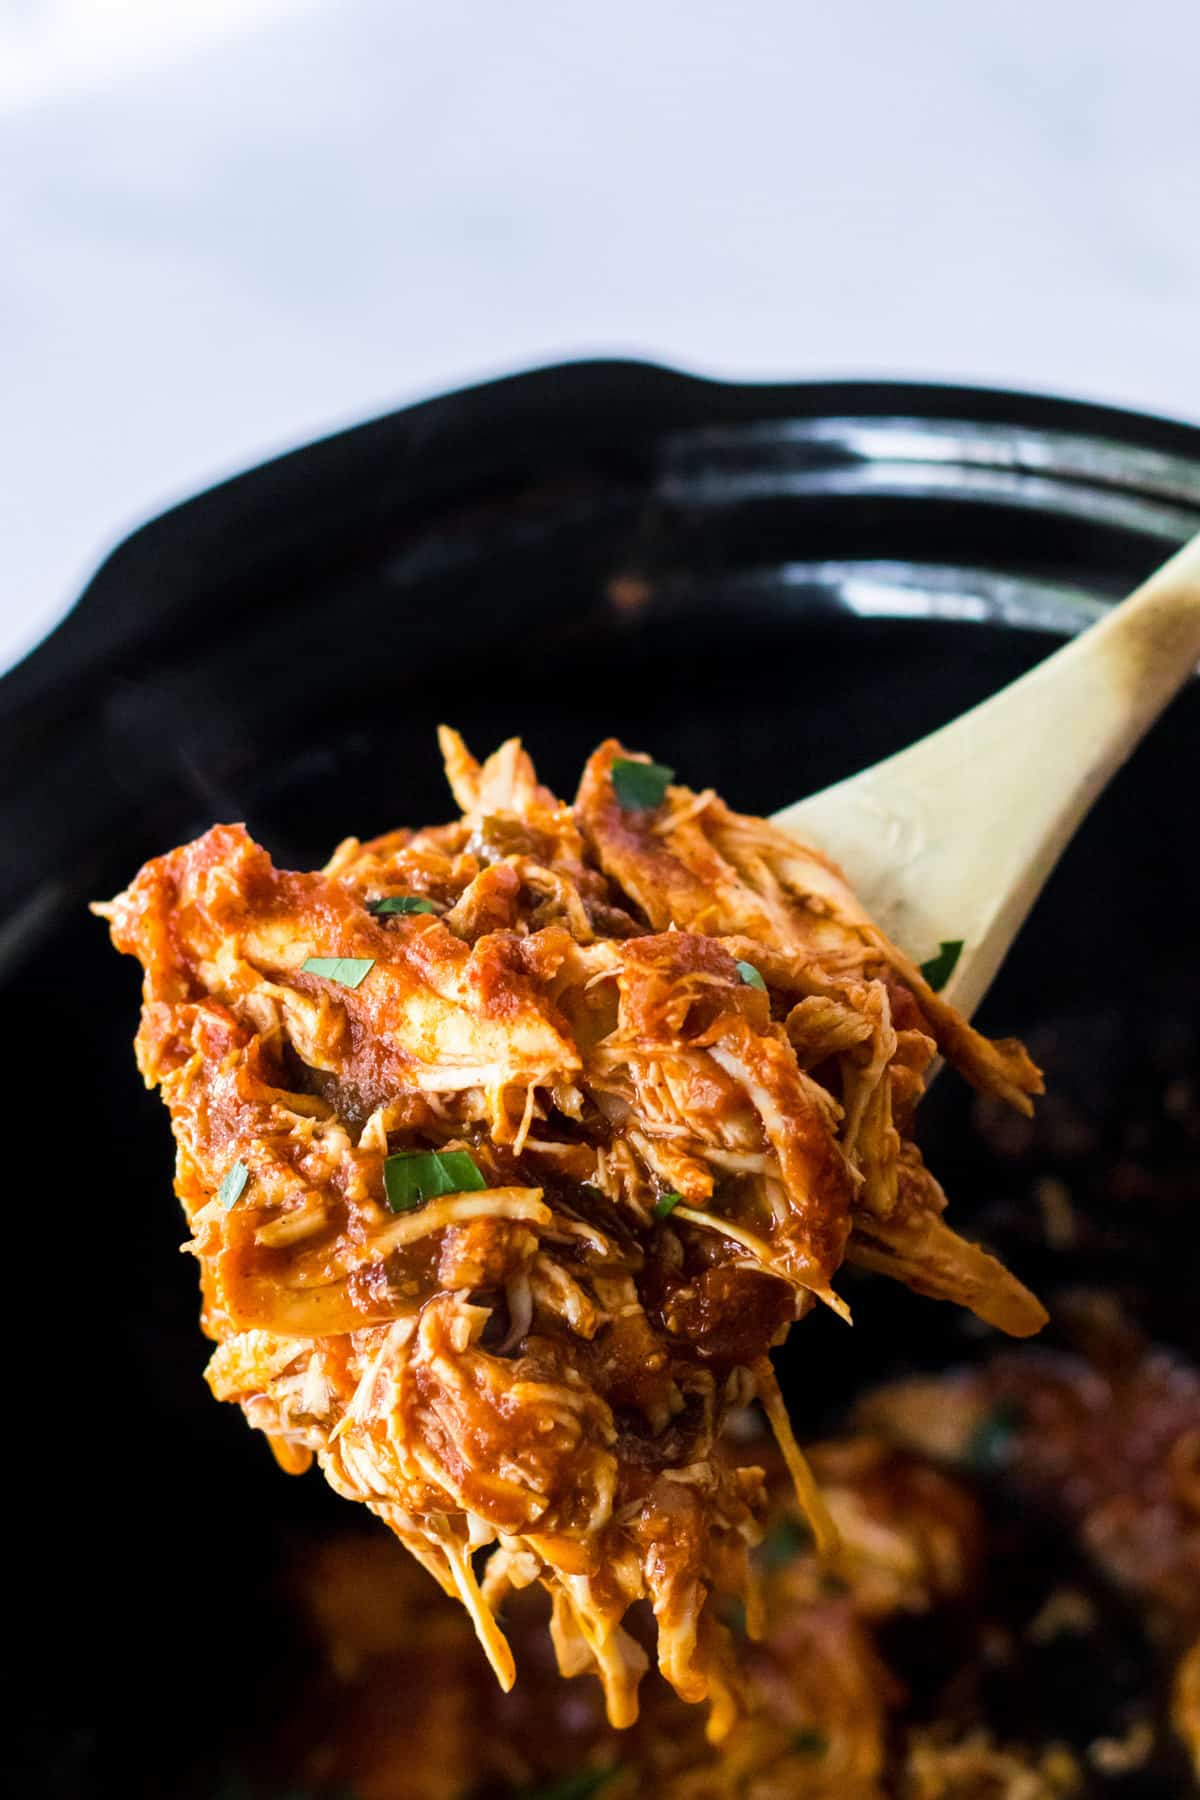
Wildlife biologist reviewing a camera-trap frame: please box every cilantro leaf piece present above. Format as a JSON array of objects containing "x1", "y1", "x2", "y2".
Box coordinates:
[
  {"x1": 735, "y1": 959, "x2": 767, "y2": 992},
  {"x1": 791, "y1": 1727, "x2": 829, "y2": 1756},
  {"x1": 610, "y1": 757, "x2": 674, "y2": 811},
  {"x1": 368, "y1": 895, "x2": 437, "y2": 916},
  {"x1": 965, "y1": 1399, "x2": 1023, "y2": 1472},
  {"x1": 759, "y1": 1515, "x2": 811, "y2": 1569},
  {"x1": 383, "y1": 1148, "x2": 486, "y2": 1213},
  {"x1": 300, "y1": 955, "x2": 375, "y2": 989},
  {"x1": 217, "y1": 1161, "x2": 250, "y2": 1211},
  {"x1": 918, "y1": 939, "x2": 964, "y2": 990}
]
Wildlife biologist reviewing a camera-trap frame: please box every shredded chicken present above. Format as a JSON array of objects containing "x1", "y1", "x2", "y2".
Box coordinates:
[
  {"x1": 95, "y1": 730, "x2": 1046, "y2": 1731},
  {"x1": 250, "y1": 1436, "x2": 988, "y2": 1800},
  {"x1": 860, "y1": 1311, "x2": 1200, "y2": 1781},
  {"x1": 243, "y1": 1435, "x2": 1088, "y2": 1800}
]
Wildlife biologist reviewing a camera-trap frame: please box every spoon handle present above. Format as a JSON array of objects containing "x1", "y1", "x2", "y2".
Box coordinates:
[{"x1": 774, "y1": 531, "x2": 1200, "y2": 1019}]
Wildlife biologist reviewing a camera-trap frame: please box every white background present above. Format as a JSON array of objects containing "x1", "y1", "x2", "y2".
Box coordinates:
[{"x1": 3, "y1": 0, "x2": 1199, "y2": 674}]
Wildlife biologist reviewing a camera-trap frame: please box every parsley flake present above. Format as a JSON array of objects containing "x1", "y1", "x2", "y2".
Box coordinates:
[
  {"x1": 735, "y1": 959, "x2": 767, "y2": 992},
  {"x1": 919, "y1": 939, "x2": 964, "y2": 990},
  {"x1": 383, "y1": 1148, "x2": 486, "y2": 1213},
  {"x1": 759, "y1": 1515, "x2": 811, "y2": 1569},
  {"x1": 720, "y1": 1595, "x2": 748, "y2": 1637},
  {"x1": 217, "y1": 1160, "x2": 250, "y2": 1211},
  {"x1": 965, "y1": 1399, "x2": 1023, "y2": 1472},
  {"x1": 610, "y1": 757, "x2": 674, "y2": 811},
  {"x1": 300, "y1": 955, "x2": 375, "y2": 989},
  {"x1": 653, "y1": 1192, "x2": 682, "y2": 1220},
  {"x1": 792, "y1": 1727, "x2": 829, "y2": 1756},
  {"x1": 368, "y1": 895, "x2": 437, "y2": 916}
]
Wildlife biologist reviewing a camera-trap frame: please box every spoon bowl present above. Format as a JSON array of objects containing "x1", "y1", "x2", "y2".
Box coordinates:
[{"x1": 774, "y1": 531, "x2": 1200, "y2": 1016}]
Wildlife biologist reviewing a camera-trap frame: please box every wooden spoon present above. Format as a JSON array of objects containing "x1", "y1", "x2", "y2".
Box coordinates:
[{"x1": 772, "y1": 531, "x2": 1200, "y2": 1018}]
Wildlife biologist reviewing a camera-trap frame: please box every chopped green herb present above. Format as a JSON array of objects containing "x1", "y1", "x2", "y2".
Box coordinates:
[
  {"x1": 300, "y1": 955, "x2": 375, "y2": 989},
  {"x1": 368, "y1": 895, "x2": 437, "y2": 916},
  {"x1": 579, "y1": 1183, "x2": 605, "y2": 1203},
  {"x1": 759, "y1": 1515, "x2": 812, "y2": 1569},
  {"x1": 719, "y1": 1594, "x2": 748, "y2": 1637},
  {"x1": 653, "y1": 1191, "x2": 682, "y2": 1220},
  {"x1": 517, "y1": 1770, "x2": 619, "y2": 1800},
  {"x1": 919, "y1": 938, "x2": 964, "y2": 990},
  {"x1": 965, "y1": 1398, "x2": 1023, "y2": 1472},
  {"x1": 735, "y1": 959, "x2": 767, "y2": 992},
  {"x1": 791, "y1": 1727, "x2": 829, "y2": 1757},
  {"x1": 610, "y1": 757, "x2": 674, "y2": 811},
  {"x1": 217, "y1": 1160, "x2": 250, "y2": 1211},
  {"x1": 383, "y1": 1147, "x2": 487, "y2": 1213}
]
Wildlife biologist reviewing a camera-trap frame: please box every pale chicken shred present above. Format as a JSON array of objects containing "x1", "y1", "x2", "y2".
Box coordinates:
[{"x1": 96, "y1": 731, "x2": 1046, "y2": 1733}]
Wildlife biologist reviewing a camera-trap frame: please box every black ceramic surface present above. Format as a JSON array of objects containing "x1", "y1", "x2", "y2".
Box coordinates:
[{"x1": 4, "y1": 362, "x2": 1199, "y2": 1798}]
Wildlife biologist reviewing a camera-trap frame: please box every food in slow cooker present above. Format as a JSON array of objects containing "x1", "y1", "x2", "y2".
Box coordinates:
[{"x1": 225, "y1": 1313, "x2": 1199, "y2": 1797}]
